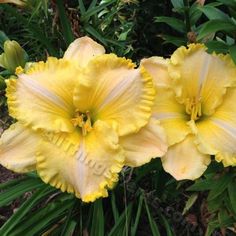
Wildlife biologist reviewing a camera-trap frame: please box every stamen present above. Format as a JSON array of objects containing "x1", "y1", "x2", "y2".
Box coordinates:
[
  {"x1": 71, "y1": 110, "x2": 93, "y2": 136},
  {"x1": 185, "y1": 97, "x2": 202, "y2": 121}
]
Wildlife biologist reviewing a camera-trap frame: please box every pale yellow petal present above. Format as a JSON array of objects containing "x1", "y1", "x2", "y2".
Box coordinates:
[
  {"x1": 153, "y1": 86, "x2": 190, "y2": 145},
  {"x1": 161, "y1": 135, "x2": 211, "y2": 180},
  {"x1": 120, "y1": 118, "x2": 167, "y2": 167},
  {"x1": 141, "y1": 57, "x2": 171, "y2": 87},
  {"x1": 0, "y1": 0, "x2": 26, "y2": 6},
  {"x1": 73, "y1": 54, "x2": 155, "y2": 136},
  {"x1": 63, "y1": 36, "x2": 105, "y2": 67},
  {"x1": 36, "y1": 121, "x2": 124, "y2": 202},
  {"x1": 193, "y1": 88, "x2": 236, "y2": 166},
  {"x1": 169, "y1": 44, "x2": 236, "y2": 116},
  {"x1": 0, "y1": 122, "x2": 39, "y2": 173},
  {"x1": 6, "y1": 58, "x2": 79, "y2": 132}
]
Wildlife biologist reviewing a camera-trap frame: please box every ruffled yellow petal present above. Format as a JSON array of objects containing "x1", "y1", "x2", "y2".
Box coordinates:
[
  {"x1": 73, "y1": 54, "x2": 155, "y2": 136},
  {"x1": 193, "y1": 88, "x2": 236, "y2": 166},
  {"x1": 63, "y1": 36, "x2": 105, "y2": 67},
  {"x1": 120, "y1": 118, "x2": 167, "y2": 167},
  {"x1": 36, "y1": 120, "x2": 124, "y2": 202},
  {"x1": 169, "y1": 44, "x2": 236, "y2": 116},
  {"x1": 153, "y1": 86, "x2": 190, "y2": 145},
  {"x1": 161, "y1": 135, "x2": 211, "y2": 180},
  {"x1": 0, "y1": 122, "x2": 39, "y2": 173},
  {"x1": 141, "y1": 57, "x2": 171, "y2": 88},
  {"x1": 6, "y1": 58, "x2": 79, "y2": 132}
]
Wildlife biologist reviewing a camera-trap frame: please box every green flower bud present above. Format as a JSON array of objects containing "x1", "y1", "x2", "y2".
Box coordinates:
[{"x1": 0, "y1": 40, "x2": 28, "y2": 74}]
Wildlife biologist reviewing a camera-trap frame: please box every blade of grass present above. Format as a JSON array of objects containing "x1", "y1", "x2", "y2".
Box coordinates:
[
  {"x1": 131, "y1": 193, "x2": 144, "y2": 236},
  {"x1": 18, "y1": 200, "x2": 75, "y2": 236},
  {"x1": 90, "y1": 199, "x2": 104, "y2": 236},
  {"x1": 111, "y1": 191, "x2": 119, "y2": 223},
  {"x1": 108, "y1": 203, "x2": 133, "y2": 236},
  {"x1": 55, "y1": 0, "x2": 74, "y2": 46},
  {"x1": 0, "y1": 177, "x2": 26, "y2": 190},
  {"x1": 84, "y1": 25, "x2": 107, "y2": 46},
  {"x1": 0, "y1": 178, "x2": 46, "y2": 207},
  {"x1": 81, "y1": 0, "x2": 116, "y2": 22},
  {"x1": 78, "y1": 0, "x2": 86, "y2": 15},
  {"x1": 60, "y1": 200, "x2": 78, "y2": 236},
  {"x1": 4, "y1": 4, "x2": 57, "y2": 56},
  {"x1": 0, "y1": 185, "x2": 55, "y2": 235},
  {"x1": 157, "y1": 210, "x2": 174, "y2": 236},
  {"x1": 88, "y1": 0, "x2": 98, "y2": 10},
  {"x1": 144, "y1": 195, "x2": 161, "y2": 236},
  {"x1": 9, "y1": 195, "x2": 75, "y2": 236}
]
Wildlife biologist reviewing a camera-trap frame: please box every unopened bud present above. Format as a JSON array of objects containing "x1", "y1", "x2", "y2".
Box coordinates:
[{"x1": 0, "y1": 40, "x2": 28, "y2": 74}]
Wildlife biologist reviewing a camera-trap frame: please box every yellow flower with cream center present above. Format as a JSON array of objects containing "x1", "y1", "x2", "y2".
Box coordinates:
[
  {"x1": 141, "y1": 44, "x2": 236, "y2": 180},
  {"x1": 0, "y1": 37, "x2": 167, "y2": 202}
]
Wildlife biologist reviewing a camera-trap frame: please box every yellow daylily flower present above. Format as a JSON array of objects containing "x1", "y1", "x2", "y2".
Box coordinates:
[
  {"x1": 141, "y1": 44, "x2": 236, "y2": 180},
  {"x1": 0, "y1": 36, "x2": 167, "y2": 202}
]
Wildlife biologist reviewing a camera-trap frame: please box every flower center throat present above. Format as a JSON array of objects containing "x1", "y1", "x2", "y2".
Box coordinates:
[
  {"x1": 185, "y1": 97, "x2": 202, "y2": 121},
  {"x1": 71, "y1": 110, "x2": 93, "y2": 136}
]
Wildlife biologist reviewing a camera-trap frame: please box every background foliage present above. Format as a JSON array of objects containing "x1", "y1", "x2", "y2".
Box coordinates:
[{"x1": 0, "y1": 0, "x2": 236, "y2": 235}]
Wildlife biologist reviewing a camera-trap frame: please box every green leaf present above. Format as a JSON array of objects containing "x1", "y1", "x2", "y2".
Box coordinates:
[
  {"x1": 0, "y1": 75, "x2": 6, "y2": 89},
  {"x1": 144, "y1": 196, "x2": 161, "y2": 236},
  {"x1": 0, "y1": 177, "x2": 26, "y2": 190},
  {"x1": 3, "y1": 4, "x2": 57, "y2": 56},
  {"x1": 218, "y1": 209, "x2": 235, "y2": 227},
  {"x1": 0, "y1": 178, "x2": 46, "y2": 207},
  {"x1": 78, "y1": 0, "x2": 86, "y2": 14},
  {"x1": 60, "y1": 200, "x2": 78, "y2": 236},
  {"x1": 108, "y1": 203, "x2": 133, "y2": 236},
  {"x1": 208, "y1": 192, "x2": 224, "y2": 212},
  {"x1": 182, "y1": 193, "x2": 198, "y2": 215},
  {"x1": 187, "y1": 178, "x2": 215, "y2": 191},
  {"x1": 189, "y1": 3, "x2": 203, "y2": 25},
  {"x1": 205, "y1": 220, "x2": 219, "y2": 236},
  {"x1": 197, "y1": 19, "x2": 236, "y2": 40},
  {"x1": 111, "y1": 192, "x2": 119, "y2": 223},
  {"x1": 9, "y1": 196, "x2": 75, "y2": 236},
  {"x1": 155, "y1": 16, "x2": 186, "y2": 33},
  {"x1": 161, "y1": 34, "x2": 187, "y2": 47},
  {"x1": 208, "y1": 173, "x2": 233, "y2": 201},
  {"x1": 228, "y1": 180, "x2": 236, "y2": 215},
  {"x1": 229, "y1": 45, "x2": 236, "y2": 64},
  {"x1": 216, "y1": 0, "x2": 236, "y2": 8},
  {"x1": 171, "y1": 0, "x2": 184, "y2": 9},
  {"x1": 0, "y1": 31, "x2": 9, "y2": 50},
  {"x1": 157, "y1": 211, "x2": 173, "y2": 236},
  {"x1": 81, "y1": 0, "x2": 116, "y2": 22},
  {"x1": 55, "y1": 0, "x2": 74, "y2": 46},
  {"x1": 205, "y1": 40, "x2": 229, "y2": 53},
  {"x1": 90, "y1": 199, "x2": 104, "y2": 236},
  {"x1": 131, "y1": 194, "x2": 144, "y2": 236},
  {"x1": 84, "y1": 25, "x2": 107, "y2": 46},
  {"x1": 0, "y1": 185, "x2": 55, "y2": 235},
  {"x1": 88, "y1": 0, "x2": 98, "y2": 10},
  {"x1": 198, "y1": 5, "x2": 229, "y2": 20}
]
